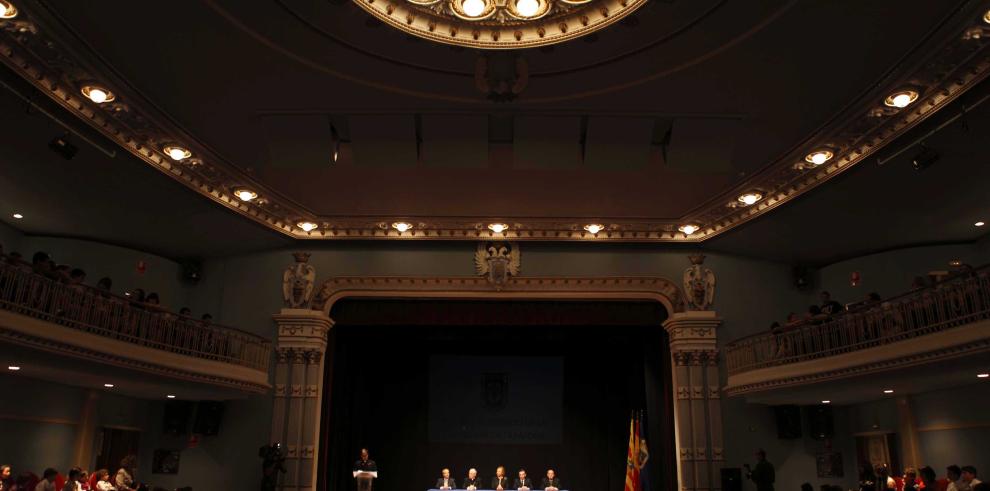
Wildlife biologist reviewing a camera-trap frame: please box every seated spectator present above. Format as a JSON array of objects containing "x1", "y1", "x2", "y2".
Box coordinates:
[
  {"x1": 69, "y1": 269, "x2": 87, "y2": 291},
  {"x1": 961, "y1": 467, "x2": 981, "y2": 491},
  {"x1": 201, "y1": 313, "x2": 213, "y2": 325},
  {"x1": 877, "y1": 465, "x2": 896, "y2": 490},
  {"x1": 94, "y1": 470, "x2": 114, "y2": 491},
  {"x1": 785, "y1": 312, "x2": 802, "y2": 327},
  {"x1": 32, "y1": 251, "x2": 54, "y2": 276},
  {"x1": 948, "y1": 466, "x2": 963, "y2": 491},
  {"x1": 921, "y1": 468, "x2": 936, "y2": 491},
  {"x1": 820, "y1": 291, "x2": 844, "y2": 316},
  {"x1": 904, "y1": 467, "x2": 924, "y2": 491},
  {"x1": 179, "y1": 307, "x2": 192, "y2": 317},
  {"x1": 95, "y1": 278, "x2": 113, "y2": 296},
  {"x1": 54, "y1": 264, "x2": 72, "y2": 283},
  {"x1": 79, "y1": 470, "x2": 90, "y2": 491},
  {"x1": 62, "y1": 467, "x2": 82, "y2": 491},
  {"x1": 860, "y1": 463, "x2": 878, "y2": 491},
  {"x1": 35, "y1": 468, "x2": 58, "y2": 491},
  {"x1": 145, "y1": 292, "x2": 161, "y2": 307},
  {"x1": 1, "y1": 464, "x2": 12, "y2": 491}
]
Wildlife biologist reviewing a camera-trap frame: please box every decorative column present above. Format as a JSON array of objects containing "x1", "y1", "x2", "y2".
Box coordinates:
[
  {"x1": 72, "y1": 389, "x2": 100, "y2": 468},
  {"x1": 270, "y1": 253, "x2": 331, "y2": 491},
  {"x1": 664, "y1": 311, "x2": 723, "y2": 491}
]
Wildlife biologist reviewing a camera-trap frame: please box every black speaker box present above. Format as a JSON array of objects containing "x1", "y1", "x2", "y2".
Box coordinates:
[
  {"x1": 774, "y1": 405, "x2": 802, "y2": 439},
  {"x1": 194, "y1": 401, "x2": 225, "y2": 436},
  {"x1": 181, "y1": 260, "x2": 202, "y2": 284},
  {"x1": 807, "y1": 405, "x2": 834, "y2": 440},
  {"x1": 163, "y1": 400, "x2": 193, "y2": 435},
  {"x1": 721, "y1": 468, "x2": 742, "y2": 491}
]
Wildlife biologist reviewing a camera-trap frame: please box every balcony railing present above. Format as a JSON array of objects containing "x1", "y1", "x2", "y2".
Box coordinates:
[
  {"x1": 0, "y1": 258, "x2": 271, "y2": 372},
  {"x1": 725, "y1": 266, "x2": 990, "y2": 376}
]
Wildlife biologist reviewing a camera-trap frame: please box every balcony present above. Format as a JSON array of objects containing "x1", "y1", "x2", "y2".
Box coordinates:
[
  {"x1": 0, "y1": 258, "x2": 271, "y2": 395},
  {"x1": 725, "y1": 266, "x2": 990, "y2": 399}
]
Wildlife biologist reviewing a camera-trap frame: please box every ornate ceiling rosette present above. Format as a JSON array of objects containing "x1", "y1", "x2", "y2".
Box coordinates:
[{"x1": 353, "y1": 0, "x2": 645, "y2": 49}]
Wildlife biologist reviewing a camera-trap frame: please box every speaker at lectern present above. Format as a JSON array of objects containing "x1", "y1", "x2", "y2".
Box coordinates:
[{"x1": 353, "y1": 471, "x2": 378, "y2": 491}]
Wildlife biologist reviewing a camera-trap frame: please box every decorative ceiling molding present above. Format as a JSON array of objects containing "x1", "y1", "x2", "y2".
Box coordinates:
[{"x1": 2, "y1": 2, "x2": 990, "y2": 242}]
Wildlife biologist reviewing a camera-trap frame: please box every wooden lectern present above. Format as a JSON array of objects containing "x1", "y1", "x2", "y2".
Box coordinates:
[{"x1": 353, "y1": 471, "x2": 378, "y2": 491}]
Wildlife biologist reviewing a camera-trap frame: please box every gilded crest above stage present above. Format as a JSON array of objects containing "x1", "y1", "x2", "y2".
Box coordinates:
[{"x1": 353, "y1": 0, "x2": 645, "y2": 48}]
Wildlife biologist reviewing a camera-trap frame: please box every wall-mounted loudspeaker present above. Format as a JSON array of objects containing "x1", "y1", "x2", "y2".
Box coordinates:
[
  {"x1": 163, "y1": 401, "x2": 193, "y2": 435},
  {"x1": 807, "y1": 405, "x2": 834, "y2": 440}
]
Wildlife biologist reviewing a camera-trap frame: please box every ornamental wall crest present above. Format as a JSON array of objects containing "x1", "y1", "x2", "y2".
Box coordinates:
[
  {"x1": 683, "y1": 253, "x2": 716, "y2": 310},
  {"x1": 474, "y1": 241, "x2": 521, "y2": 289},
  {"x1": 282, "y1": 252, "x2": 316, "y2": 308}
]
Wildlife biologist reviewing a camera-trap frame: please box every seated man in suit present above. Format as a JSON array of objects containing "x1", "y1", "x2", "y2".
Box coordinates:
[
  {"x1": 436, "y1": 468, "x2": 456, "y2": 490},
  {"x1": 464, "y1": 468, "x2": 483, "y2": 490},
  {"x1": 514, "y1": 469, "x2": 534, "y2": 490},
  {"x1": 542, "y1": 469, "x2": 561, "y2": 491},
  {"x1": 492, "y1": 466, "x2": 510, "y2": 491}
]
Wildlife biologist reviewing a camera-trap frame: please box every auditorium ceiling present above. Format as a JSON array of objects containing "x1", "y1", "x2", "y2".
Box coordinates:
[{"x1": 0, "y1": 0, "x2": 988, "y2": 263}]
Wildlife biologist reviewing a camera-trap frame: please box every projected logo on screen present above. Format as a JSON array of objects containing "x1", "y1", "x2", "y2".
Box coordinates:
[
  {"x1": 483, "y1": 373, "x2": 508, "y2": 410},
  {"x1": 429, "y1": 356, "x2": 563, "y2": 444}
]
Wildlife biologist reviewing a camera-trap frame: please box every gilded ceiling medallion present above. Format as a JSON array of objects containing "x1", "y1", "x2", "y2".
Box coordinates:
[{"x1": 353, "y1": 0, "x2": 645, "y2": 48}]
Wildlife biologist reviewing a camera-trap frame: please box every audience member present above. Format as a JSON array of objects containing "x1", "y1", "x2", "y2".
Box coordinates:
[
  {"x1": 948, "y1": 466, "x2": 963, "y2": 491},
  {"x1": 93, "y1": 471, "x2": 113, "y2": 491},
  {"x1": 114, "y1": 456, "x2": 137, "y2": 491},
  {"x1": 68, "y1": 269, "x2": 87, "y2": 290},
  {"x1": 179, "y1": 307, "x2": 191, "y2": 317},
  {"x1": 201, "y1": 313, "x2": 213, "y2": 325},
  {"x1": 61, "y1": 468, "x2": 81, "y2": 491},
  {"x1": 820, "y1": 291, "x2": 843, "y2": 316},
  {"x1": 144, "y1": 293, "x2": 160, "y2": 307},
  {"x1": 920, "y1": 467, "x2": 936, "y2": 491},
  {"x1": 961, "y1": 467, "x2": 981, "y2": 491},
  {"x1": 876, "y1": 465, "x2": 896, "y2": 490},
  {"x1": 95, "y1": 278, "x2": 113, "y2": 293},
  {"x1": 904, "y1": 468, "x2": 924, "y2": 491},
  {"x1": 801, "y1": 484, "x2": 813, "y2": 491},
  {"x1": 859, "y1": 462, "x2": 877, "y2": 491},
  {"x1": 35, "y1": 469, "x2": 57, "y2": 491},
  {"x1": 0, "y1": 465, "x2": 12, "y2": 491}
]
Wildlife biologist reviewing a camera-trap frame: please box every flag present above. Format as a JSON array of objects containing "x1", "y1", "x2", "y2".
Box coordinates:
[
  {"x1": 638, "y1": 410, "x2": 652, "y2": 491},
  {"x1": 624, "y1": 413, "x2": 640, "y2": 491}
]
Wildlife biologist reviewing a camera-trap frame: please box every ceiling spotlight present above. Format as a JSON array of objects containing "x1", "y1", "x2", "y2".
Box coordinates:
[
  {"x1": 821, "y1": 400, "x2": 831, "y2": 404},
  {"x1": 0, "y1": 1, "x2": 17, "y2": 19},
  {"x1": 462, "y1": 0, "x2": 487, "y2": 16},
  {"x1": 911, "y1": 144, "x2": 939, "y2": 171},
  {"x1": 7, "y1": 366, "x2": 20, "y2": 371},
  {"x1": 737, "y1": 192, "x2": 763, "y2": 206},
  {"x1": 488, "y1": 223, "x2": 508, "y2": 234},
  {"x1": 81, "y1": 85, "x2": 116, "y2": 104},
  {"x1": 49, "y1": 134, "x2": 79, "y2": 160},
  {"x1": 12, "y1": 213, "x2": 23, "y2": 219},
  {"x1": 678, "y1": 224, "x2": 700, "y2": 235},
  {"x1": 297, "y1": 221, "x2": 318, "y2": 232},
  {"x1": 884, "y1": 90, "x2": 919, "y2": 109},
  {"x1": 984, "y1": 9, "x2": 990, "y2": 24},
  {"x1": 584, "y1": 224, "x2": 604, "y2": 234},
  {"x1": 805, "y1": 150, "x2": 834, "y2": 166},
  {"x1": 163, "y1": 145, "x2": 192, "y2": 161},
  {"x1": 234, "y1": 189, "x2": 258, "y2": 202},
  {"x1": 391, "y1": 222, "x2": 413, "y2": 232},
  {"x1": 883, "y1": 389, "x2": 894, "y2": 394},
  {"x1": 516, "y1": 0, "x2": 540, "y2": 17},
  {"x1": 978, "y1": 373, "x2": 989, "y2": 378},
  {"x1": 104, "y1": 383, "x2": 115, "y2": 388},
  {"x1": 167, "y1": 394, "x2": 177, "y2": 399},
  {"x1": 976, "y1": 221, "x2": 985, "y2": 227}
]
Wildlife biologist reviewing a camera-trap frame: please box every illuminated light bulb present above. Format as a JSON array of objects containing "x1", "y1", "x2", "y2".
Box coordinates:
[
  {"x1": 82, "y1": 85, "x2": 115, "y2": 104},
  {"x1": 164, "y1": 146, "x2": 191, "y2": 161},
  {"x1": 297, "y1": 222, "x2": 318, "y2": 232},
  {"x1": 12, "y1": 213, "x2": 23, "y2": 219},
  {"x1": 805, "y1": 150, "x2": 833, "y2": 165},
  {"x1": 584, "y1": 224, "x2": 604, "y2": 234},
  {"x1": 883, "y1": 389, "x2": 894, "y2": 394},
  {"x1": 488, "y1": 223, "x2": 507, "y2": 234},
  {"x1": 976, "y1": 221, "x2": 985, "y2": 227},
  {"x1": 167, "y1": 394, "x2": 177, "y2": 399},
  {"x1": 235, "y1": 189, "x2": 258, "y2": 202},
  {"x1": 884, "y1": 90, "x2": 919, "y2": 109},
  {"x1": 462, "y1": 0, "x2": 486, "y2": 17},
  {"x1": 678, "y1": 224, "x2": 699, "y2": 235},
  {"x1": 104, "y1": 383, "x2": 115, "y2": 388},
  {"x1": 392, "y1": 222, "x2": 412, "y2": 232},
  {"x1": 7, "y1": 366, "x2": 20, "y2": 371},
  {"x1": 89, "y1": 88, "x2": 108, "y2": 103},
  {"x1": 821, "y1": 400, "x2": 831, "y2": 404},
  {"x1": 977, "y1": 373, "x2": 989, "y2": 378},
  {"x1": 738, "y1": 193, "x2": 762, "y2": 206},
  {"x1": 516, "y1": 0, "x2": 539, "y2": 17},
  {"x1": 0, "y1": 2, "x2": 16, "y2": 19}
]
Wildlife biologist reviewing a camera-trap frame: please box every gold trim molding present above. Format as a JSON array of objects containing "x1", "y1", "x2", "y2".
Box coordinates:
[{"x1": 2, "y1": 4, "x2": 990, "y2": 241}]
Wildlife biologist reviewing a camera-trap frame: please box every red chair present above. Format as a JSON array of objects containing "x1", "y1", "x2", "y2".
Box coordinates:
[{"x1": 936, "y1": 479, "x2": 949, "y2": 491}]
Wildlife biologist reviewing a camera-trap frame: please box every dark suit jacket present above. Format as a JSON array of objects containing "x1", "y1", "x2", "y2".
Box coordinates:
[
  {"x1": 513, "y1": 477, "x2": 534, "y2": 489},
  {"x1": 353, "y1": 460, "x2": 378, "y2": 472},
  {"x1": 542, "y1": 477, "x2": 561, "y2": 489},
  {"x1": 492, "y1": 476, "x2": 511, "y2": 489},
  {"x1": 463, "y1": 478, "x2": 483, "y2": 488},
  {"x1": 436, "y1": 478, "x2": 457, "y2": 489}
]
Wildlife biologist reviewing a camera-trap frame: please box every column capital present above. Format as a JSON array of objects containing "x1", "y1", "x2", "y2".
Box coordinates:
[
  {"x1": 663, "y1": 311, "x2": 722, "y2": 352},
  {"x1": 273, "y1": 308, "x2": 334, "y2": 354}
]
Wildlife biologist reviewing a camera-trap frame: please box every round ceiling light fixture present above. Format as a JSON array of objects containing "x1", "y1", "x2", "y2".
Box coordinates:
[
  {"x1": 234, "y1": 189, "x2": 258, "y2": 202},
  {"x1": 297, "y1": 221, "x2": 318, "y2": 232},
  {"x1": 81, "y1": 85, "x2": 115, "y2": 104},
  {"x1": 976, "y1": 221, "x2": 985, "y2": 227},
  {"x1": 884, "y1": 90, "x2": 919, "y2": 109},
  {"x1": 488, "y1": 223, "x2": 508, "y2": 234},
  {"x1": 163, "y1": 145, "x2": 192, "y2": 161},
  {"x1": 12, "y1": 213, "x2": 23, "y2": 219},
  {"x1": 678, "y1": 224, "x2": 700, "y2": 235},
  {"x1": 984, "y1": 9, "x2": 990, "y2": 24},
  {"x1": 391, "y1": 222, "x2": 413, "y2": 232},
  {"x1": 737, "y1": 192, "x2": 763, "y2": 206},
  {"x1": 805, "y1": 149, "x2": 834, "y2": 166},
  {"x1": 583, "y1": 224, "x2": 604, "y2": 234},
  {"x1": 0, "y1": 1, "x2": 18, "y2": 19}
]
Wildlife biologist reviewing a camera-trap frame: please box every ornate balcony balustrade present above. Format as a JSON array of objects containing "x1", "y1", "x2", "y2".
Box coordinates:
[
  {"x1": 725, "y1": 266, "x2": 990, "y2": 376},
  {"x1": 0, "y1": 258, "x2": 271, "y2": 372}
]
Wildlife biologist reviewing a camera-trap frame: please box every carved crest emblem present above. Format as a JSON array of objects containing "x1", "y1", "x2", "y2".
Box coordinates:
[
  {"x1": 683, "y1": 253, "x2": 716, "y2": 310},
  {"x1": 482, "y1": 372, "x2": 508, "y2": 410},
  {"x1": 282, "y1": 252, "x2": 316, "y2": 308},
  {"x1": 475, "y1": 242, "x2": 520, "y2": 289}
]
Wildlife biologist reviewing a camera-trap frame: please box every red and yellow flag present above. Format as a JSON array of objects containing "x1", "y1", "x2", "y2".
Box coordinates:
[{"x1": 624, "y1": 413, "x2": 641, "y2": 491}]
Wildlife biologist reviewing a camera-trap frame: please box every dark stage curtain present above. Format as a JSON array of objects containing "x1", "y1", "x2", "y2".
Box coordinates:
[{"x1": 318, "y1": 300, "x2": 675, "y2": 491}]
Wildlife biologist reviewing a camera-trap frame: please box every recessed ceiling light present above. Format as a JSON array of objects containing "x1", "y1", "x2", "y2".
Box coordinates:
[
  {"x1": 12, "y1": 213, "x2": 23, "y2": 219},
  {"x1": 391, "y1": 222, "x2": 412, "y2": 232},
  {"x1": 883, "y1": 389, "x2": 894, "y2": 394},
  {"x1": 167, "y1": 394, "x2": 176, "y2": 399},
  {"x1": 81, "y1": 85, "x2": 116, "y2": 104},
  {"x1": 805, "y1": 150, "x2": 834, "y2": 165},
  {"x1": 163, "y1": 145, "x2": 192, "y2": 161},
  {"x1": 737, "y1": 192, "x2": 763, "y2": 206},
  {"x1": 488, "y1": 223, "x2": 508, "y2": 234},
  {"x1": 583, "y1": 224, "x2": 604, "y2": 234},
  {"x1": 821, "y1": 400, "x2": 831, "y2": 404},
  {"x1": 884, "y1": 90, "x2": 919, "y2": 109},
  {"x1": 0, "y1": 1, "x2": 18, "y2": 19},
  {"x1": 234, "y1": 189, "x2": 258, "y2": 202},
  {"x1": 978, "y1": 373, "x2": 989, "y2": 379},
  {"x1": 462, "y1": 0, "x2": 487, "y2": 16},
  {"x1": 976, "y1": 221, "x2": 985, "y2": 227},
  {"x1": 678, "y1": 224, "x2": 700, "y2": 235},
  {"x1": 7, "y1": 366, "x2": 20, "y2": 371},
  {"x1": 297, "y1": 221, "x2": 318, "y2": 232},
  {"x1": 104, "y1": 383, "x2": 115, "y2": 388},
  {"x1": 984, "y1": 9, "x2": 990, "y2": 24},
  {"x1": 515, "y1": 0, "x2": 540, "y2": 17}
]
